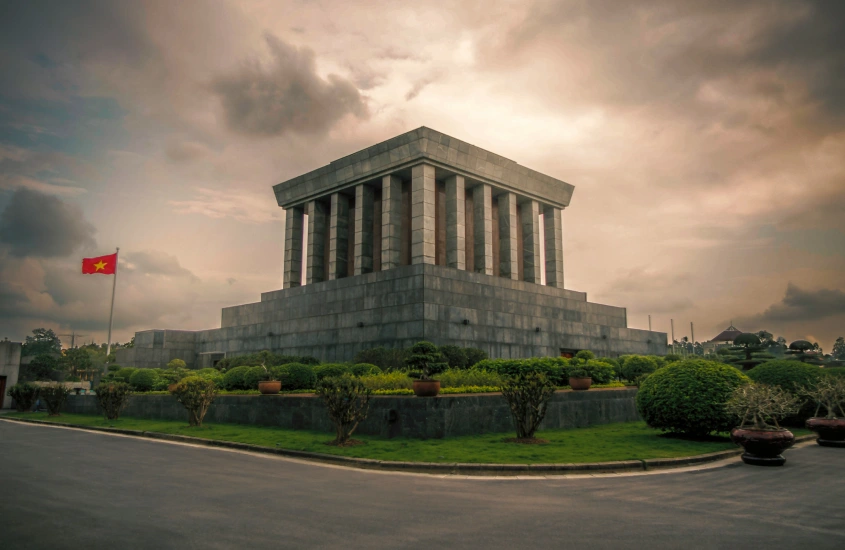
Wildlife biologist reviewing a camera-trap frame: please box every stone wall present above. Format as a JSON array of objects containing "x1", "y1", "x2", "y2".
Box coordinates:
[{"x1": 64, "y1": 388, "x2": 640, "y2": 439}]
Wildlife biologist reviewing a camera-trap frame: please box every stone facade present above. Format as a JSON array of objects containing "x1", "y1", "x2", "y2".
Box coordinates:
[
  {"x1": 0, "y1": 340, "x2": 22, "y2": 409},
  {"x1": 116, "y1": 127, "x2": 667, "y2": 368}
]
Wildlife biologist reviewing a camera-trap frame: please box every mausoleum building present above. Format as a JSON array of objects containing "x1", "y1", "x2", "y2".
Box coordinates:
[{"x1": 117, "y1": 127, "x2": 667, "y2": 369}]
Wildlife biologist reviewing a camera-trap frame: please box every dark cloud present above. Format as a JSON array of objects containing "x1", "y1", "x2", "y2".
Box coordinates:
[
  {"x1": 748, "y1": 283, "x2": 845, "y2": 323},
  {"x1": 0, "y1": 188, "x2": 96, "y2": 257},
  {"x1": 212, "y1": 34, "x2": 369, "y2": 137}
]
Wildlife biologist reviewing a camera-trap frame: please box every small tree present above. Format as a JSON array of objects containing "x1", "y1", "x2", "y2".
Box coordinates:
[
  {"x1": 7, "y1": 383, "x2": 39, "y2": 412},
  {"x1": 170, "y1": 376, "x2": 218, "y2": 427},
  {"x1": 803, "y1": 376, "x2": 845, "y2": 419},
  {"x1": 316, "y1": 374, "x2": 372, "y2": 446},
  {"x1": 786, "y1": 340, "x2": 823, "y2": 365},
  {"x1": 725, "y1": 384, "x2": 801, "y2": 430},
  {"x1": 405, "y1": 341, "x2": 448, "y2": 380},
  {"x1": 94, "y1": 382, "x2": 133, "y2": 420},
  {"x1": 40, "y1": 383, "x2": 71, "y2": 416},
  {"x1": 501, "y1": 372, "x2": 556, "y2": 441},
  {"x1": 166, "y1": 358, "x2": 187, "y2": 370}
]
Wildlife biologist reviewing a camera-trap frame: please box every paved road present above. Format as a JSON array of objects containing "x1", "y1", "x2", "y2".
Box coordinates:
[{"x1": 1, "y1": 421, "x2": 843, "y2": 550}]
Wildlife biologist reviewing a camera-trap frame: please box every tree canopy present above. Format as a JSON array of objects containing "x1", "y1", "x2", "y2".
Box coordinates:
[{"x1": 21, "y1": 328, "x2": 62, "y2": 357}]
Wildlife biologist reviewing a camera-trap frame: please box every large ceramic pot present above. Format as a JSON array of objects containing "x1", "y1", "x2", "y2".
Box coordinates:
[
  {"x1": 413, "y1": 380, "x2": 441, "y2": 397},
  {"x1": 730, "y1": 428, "x2": 795, "y2": 466},
  {"x1": 568, "y1": 377, "x2": 592, "y2": 391},
  {"x1": 806, "y1": 418, "x2": 845, "y2": 447},
  {"x1": 258, "y1": 380, "x2": 282, "y2": 395}
]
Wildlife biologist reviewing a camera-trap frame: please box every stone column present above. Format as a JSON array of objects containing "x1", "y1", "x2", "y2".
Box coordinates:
[
  {"x1": 381, "y1": 175, "x2": 402, "y2": 270},
  {"x1": 498, "y1": 192, "x2": 518, "y2": 279},
  {"x1": 444, "y1": 175, "x2": 466, "y2": 270},
  {"x1": 472, "y1": 183, "x2": 493, "y2": 275},
  {"x1": 306, "y1": 200, "x2": 328, "y2": 284},
  {"x1": 544, "y1": 205, "x2": 564, "y2": 288},
  {"x1": 411, "y1": 163, "x2": 436, "y2": 265},
  {"x1": 282, "y1": 206, "x2": 304, "y2": 288},
  {"x1": 353, "y1": 184, "x2": 375, "y2": 275},
  {"x1": 521, "y1": 200, "x2": 542, "y2": 283},
  {"x1": 329, "y1": 193, "x2": 350, "y2": 279}
]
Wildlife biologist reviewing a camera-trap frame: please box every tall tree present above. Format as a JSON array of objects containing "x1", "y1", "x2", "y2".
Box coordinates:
[
  {"x1": 21, "y1": 328, "x2": 62, "y2": 357},
  {"x1": 832, "y1": 337, "x2": 845, "y2": 361},
  {"x1": 61, "y1": 347, "x2": 94, "y2": 380}
]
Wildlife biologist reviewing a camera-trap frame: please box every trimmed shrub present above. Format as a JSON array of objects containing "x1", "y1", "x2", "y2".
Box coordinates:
[
  {"x1": 166, "y1": 358, "x2": 187, "y2": 370},
  {"x1": 439, "y1": 345, "x2": 469, "y2": 369},
  {"x1": 474, "y1": 358, "x2": 568, "y2": 386},
  {"x1": 619, "y1": 355, "x2": 659, "y2": 383},
  {"x1": 353, "y1": 346, "x2": 408, "y2": 372},
  {"x1": 281, "y1": 363, "x2": 317, "y2": 390},
  {"x1": 574, "y1": 350, "x2": 595, "y2": 361},
  {"x1": 7, "y1": 382, "x2": 39, "y2": 412},
  {"x1": 438, "y1": 368, "x2": 503, "y2": 388},
  {"x1": 636, "y1": 359, "x2": 750, "y2": 436},
  {"x1": 314, "y1": 363, "x2": 350, "y2": 380},
  {"x1": 360, "y1": 371, "x2": 413, "y2": 391},
  {"x1": 821, "y1": 367, "x2": 845, "y2": 379},
  {"x1": 170, "y1": 376, "x2": 218, "y2": 427},
  {"x1": 406, "y1": 341, "x2": 447, "y2": 380},
  {"x1": 195, "y1": 368, "x2": 225, "y2": 385},
  {"x1": 115, "y1": 367, "x2": 137, "y2": 384},
  {"x1": 243, "y1": 366, "x2": 270, "y2": 389},
  {"x1": 664, "y1": 354, "x2": 682, "y2": 363},
  {"x1": 129, "y1": 369, "x2": 158, "y2": 392},
  {"x1": 316, "y1": 374, "x2": 372, "y2": 445},
  {"x1": 464, "y1": 347, "x2": 488, "y2": 368},
  {"x1": 349, "y1": 363, "x2": 381, "y2": 377},
  {"x1": 216, "y1": 351, "x2": 319, "y2": 371},
  {"x1": 40, "y1": 383, "x2": 71, "y2": 416},
  {"x1": 94, "y1": 382, "x2": 132, "y2": 420},
  {"x1": 222, "y1": 366, "x2": 252, "y2": 390},
  {"x1": 748, "y1": 360, "x2": 823, "y2": 425},
  {"x1": 501, "y1": 372, "x2": 556, "y2": 440},
  {"x1": 582, "y1": 360, "x2": 616, "y2": 384}
]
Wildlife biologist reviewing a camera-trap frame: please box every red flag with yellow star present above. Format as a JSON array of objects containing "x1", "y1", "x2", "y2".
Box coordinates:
[{"x1": 82, "y1": 253, "x2": 117, "y2": 275}]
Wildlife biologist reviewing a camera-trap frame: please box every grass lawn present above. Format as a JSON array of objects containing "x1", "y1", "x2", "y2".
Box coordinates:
[{"x1": 6, "y1": 412, "x2": 809, "y2": 464}]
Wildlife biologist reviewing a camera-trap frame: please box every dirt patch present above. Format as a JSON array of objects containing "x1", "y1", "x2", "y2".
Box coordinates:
[{"x1": 502, "y1": 437, "x2": 549, "y2": 444}]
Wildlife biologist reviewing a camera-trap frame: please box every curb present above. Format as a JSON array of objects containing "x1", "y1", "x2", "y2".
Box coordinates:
[{"x1": 0, "y1": 416, "x2": 817, "y2": 476}]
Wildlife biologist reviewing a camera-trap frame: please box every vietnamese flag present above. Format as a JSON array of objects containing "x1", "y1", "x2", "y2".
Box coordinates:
[{"x1": 82, "y1": 253, "x2": 118, "y2": 275}]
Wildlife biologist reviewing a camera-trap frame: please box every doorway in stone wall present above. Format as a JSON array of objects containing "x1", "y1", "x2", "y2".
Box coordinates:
[
  {"x1": 0, "y1": 376, "x2": 6, "y2": 409},
  {"x1": 560, "y1": 349, "x2": 578, "y2": 359}
]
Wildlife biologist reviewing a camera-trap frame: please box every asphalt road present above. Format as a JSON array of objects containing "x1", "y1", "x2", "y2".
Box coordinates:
[{"x1": 1, "y1": 420, "x2": 843, "y2": 550}]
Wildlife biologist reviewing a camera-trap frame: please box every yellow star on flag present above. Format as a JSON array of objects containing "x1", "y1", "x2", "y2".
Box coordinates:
[{"x1": 94, "y1": 260, "x2": 107, "y2": 271}]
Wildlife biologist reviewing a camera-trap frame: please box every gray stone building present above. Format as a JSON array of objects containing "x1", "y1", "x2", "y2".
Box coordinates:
[
  {"x1": 117, "y1": 127, "x2": 666, "y2": 369},
  {"x1": 0, "y1": 339, "x2": 22, "y2": 409}
]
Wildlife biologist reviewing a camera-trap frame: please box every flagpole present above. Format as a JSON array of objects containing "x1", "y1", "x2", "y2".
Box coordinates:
[{"x1": 106, "y1": 247, "x2": 119, "y2": 362}]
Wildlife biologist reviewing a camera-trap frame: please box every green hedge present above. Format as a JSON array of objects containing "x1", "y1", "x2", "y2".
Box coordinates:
[
  {"x1": 473, "y1": 358, "x2": 569, "y2": 386},
  {"x1": 748, "y1": 360, "x2": 822, "y2": 425},
  {"x1": 222, "y1": 366, "x2": 252, "y2": 391},
  {"x1": 277, "y1": 363, "x2": 317, "y2": 390},
  {"x1": 349, "y1": 363, "x2": 381, "y2": 377},
  {"x1": 637, "y1": 359, "x2": 750, "y2": 436},
  {"x1": 216, "y1": 351, "x2": 319, "y2": 370},
  {"x1": 129, "y1": 369, "x2": 158, "y2": 392},
  {"x1": 314, "y1": 363, "x2": 350, "y2": 380},
  {"x1": 619, "y1": 355, "x2": 660, "y2": 382}
]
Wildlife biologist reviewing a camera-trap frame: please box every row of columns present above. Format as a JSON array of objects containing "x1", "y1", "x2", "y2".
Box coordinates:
[{"x1": 283, "y1": 162, "x2": 564, "y2": 289}]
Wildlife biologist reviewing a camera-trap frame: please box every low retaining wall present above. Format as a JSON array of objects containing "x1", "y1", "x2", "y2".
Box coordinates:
[{"x1": 65, "y1": 388, "x2": 640, "y2": 439}]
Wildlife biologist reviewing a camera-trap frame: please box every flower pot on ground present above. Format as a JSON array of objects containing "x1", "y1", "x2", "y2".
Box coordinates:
[
  {"x1": 258, "y1": 380, "x2": 282, "y2": 395},
  {"x1": 725, "y1": 383, "x2": 801, "y2": 466},
  {"x1": 803, "y1": 375, "x2": 845, "y2": 447},
  {"x1": 568, "y1": 367, "x2": 592, "y2": 391},
  {"x1": 406, "y1": 341, "x2": 447, "y2": 397}
]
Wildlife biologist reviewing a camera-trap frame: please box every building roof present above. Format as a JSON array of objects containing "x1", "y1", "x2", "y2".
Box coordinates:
[
  {"x1": 710, "y1": 324, "x2": 742, "y2": 343},
  {"x1": 272, "y1": 126, "x2": 575, "y2": 210}
]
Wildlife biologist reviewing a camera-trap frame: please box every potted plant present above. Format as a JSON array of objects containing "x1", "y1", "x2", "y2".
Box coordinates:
[
  {"x1": 406, "y1": 341, "x2": 447, "y2": 397},
  {"x1": 725, "y1": 383, "x2": 801, "y2": 466},
  {"x1": 256, "y1": 362, "x2": 281, "y2": 395},
  {"x1": 568, "y1": 366, "x2": 592, "y2": 391},
  {"x1": 803, "y1": 375, "x2": 845, "y2": 447}
]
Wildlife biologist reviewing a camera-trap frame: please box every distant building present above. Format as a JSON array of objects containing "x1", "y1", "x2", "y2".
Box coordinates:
[
  {"x1": 0, "y1": 339, "x2": 22, "y2": 409},
  {"x1": 702, "y1": 323, "x2": 742, "y2": 354}
]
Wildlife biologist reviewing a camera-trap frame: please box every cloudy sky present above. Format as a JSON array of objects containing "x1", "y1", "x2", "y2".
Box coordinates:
[{"x1": 1, "y1": 0, "x2": 843, "y2": 351}]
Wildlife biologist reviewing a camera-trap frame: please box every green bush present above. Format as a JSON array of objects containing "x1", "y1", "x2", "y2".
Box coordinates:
[
  {"x1": 170, "y1": 376, "x2": 218, "y2": 427},
  {"x1": 406, "y1": 341, "x2": 448, "y2": 380},
  {"x1": 474, "y1": 357, "x2": 568, "y2": 386},
  {"x1": 39, "y1": 383, "x2": 71, "y2": 416},
  {"x1": 464, "y1": 347, "x2": 488, "y2": 368},
  {"x1": 115, "y1": 367, "x2": 137, "y2": 384},
  {"x1": 664, "y1": 354, "x2": 682, "y2": 363},
  {"x1": 216, "y1": 351, "x2": 319, "y2": 370},
  {"x1": 195, "y1": 368, "x2": 225, "y2": 385},
  {"x1": 438, "y1": 345, "x2": 468, "y2": 369},
  {"x1": 314, "y1": 363, "x2": 350, "y2": 380},
  {"x1": 129, "y1": 369, "x2": 158, "y2": 392},
  {"x1": 437, "y1": 368, "x2": 503, "y2": 388},
  {"x1": 574, "y1": 350, "x2": 595, "y2": 361},
  {"x1": 501, "y1": 372, "x2": 556, "y2": 439},
  {"x1": 242, "y1": 366, "x2": 270, "y2": 389},
  {"x1": 582, "y1": 360, "x2": 617, "y2": 384},
  {"x1": 619, "y1": 355, "x2": 659, "y2": 382},
  {"x1": 748, "y1": 360, "x2": 823, "y2": 425},
  {"x1": 349, "y1": 363, "x2": 381, "y2": 377},
  {"x1": 280, "y1": 363, "x2": 317, "y2": 390},
  {"x1": 166, "y1": 358, "x2": 187, "y2": 370},
  {"x1": 316, "y1": 374, "x2": 372, "y2": 445},
  {"x1": 353, "y1": 346, "x2": 408, "y2": 372},
  {"x1": 222, "y1": 366, "x2": 252, "y2": 390},
  {"x1": 94, "y1": 382, "x2": 132, "y2": 420},
  {"x1": 360, "y1": 371, "x2": 414, "y2": 391},
  {"x1": 822, "y1": 367, "x2": 845, "y2": 378},
  {"x1": 636, "y1": 359, "x2": 750, "y2": 436},
  {"x1": 7, "y1": 382, "x2": 39, "y2": 412}
]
